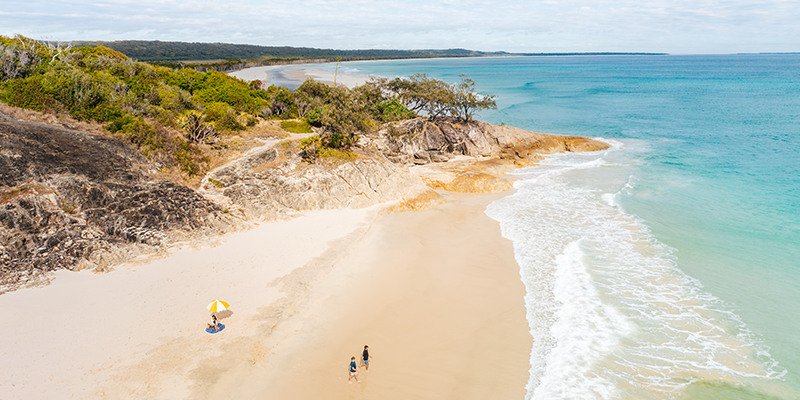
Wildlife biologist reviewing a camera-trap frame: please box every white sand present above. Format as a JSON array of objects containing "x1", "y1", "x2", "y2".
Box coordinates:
[
  {"x1": 0, "y1": 208, "x2": 377, "y2": 399},
  {"x1": 0, "y1": 192, "x2": 532, "y2": 400},
  {"x1": 229, "y1": 64, "x2": 371, "y2": 88},
  {"x1": 282, "y1": 66, "x2": 371, "y2": 88},
  {"x1": 194, "y1": 191, "x2": 531, "y2": 400},
  {"x1": 227, "y1": 65, "x2": 282, "y2": 83}
]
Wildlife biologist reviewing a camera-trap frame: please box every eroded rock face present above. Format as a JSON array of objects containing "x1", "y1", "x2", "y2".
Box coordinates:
[
  {"x1": 201, "y1": 147, "x2": 436, "y2": 222},
  {"x1": 0, "y1": 113, "x2": 232, "y2": 292},
  {"x1": 363, "y1": 117, "x2": 610, "y2": 193},
  {"x1": 369, "y1": 117, "x2": 609, "y2": 164}
]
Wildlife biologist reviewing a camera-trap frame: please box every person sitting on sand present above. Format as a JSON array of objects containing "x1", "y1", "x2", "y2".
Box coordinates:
[
  {"x1": 210, "y1": 314, "x2": 220, "y2": 332},
  {"x1": 348, "y1": 356, "x2": 360, "y2": 384},
  {"x1": 360, "y1": 345, "x2": 371, "y2": 372}
]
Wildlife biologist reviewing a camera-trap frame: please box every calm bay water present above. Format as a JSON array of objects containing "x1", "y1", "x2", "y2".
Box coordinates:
[{"x1": 301, "y1": 55, "x2": 800, "y2": 398}]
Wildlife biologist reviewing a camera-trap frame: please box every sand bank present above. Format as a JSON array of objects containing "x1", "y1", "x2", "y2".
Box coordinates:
[
  {"x1": 229, "y1": 63, "x2": 370, "y2": 89},
  {"x1": 0, "y1": 191, "x2": 531, "y2": 399},
  {"x1": 281, "y1": 66, "x2": 371, "y2": 88},
  {"x1": 227, "y1": 65, "x2": 282, "y2": 83}
]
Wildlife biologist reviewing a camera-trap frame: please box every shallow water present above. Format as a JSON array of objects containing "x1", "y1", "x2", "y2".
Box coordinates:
[{"x1": 311, "y1": 55, "x2": 800, "y2": 399}]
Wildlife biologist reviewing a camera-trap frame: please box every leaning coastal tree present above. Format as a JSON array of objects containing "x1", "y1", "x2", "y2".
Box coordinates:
[
  {"x1": 379, "y1": 73, "x2": 496, "y2": 120},
  {"x1": 450, "y1": 74, "x2": 497, "y2": 120}
]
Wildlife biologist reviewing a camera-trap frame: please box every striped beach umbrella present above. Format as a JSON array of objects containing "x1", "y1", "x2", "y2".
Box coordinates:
[{"x1": 207, "y1": 299, "x2": 230, "y2": 313}]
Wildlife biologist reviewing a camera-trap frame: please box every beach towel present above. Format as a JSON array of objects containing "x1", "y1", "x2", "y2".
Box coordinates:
[{"x1": 205, "y1": 323, "x2": 226, "y2": 334}]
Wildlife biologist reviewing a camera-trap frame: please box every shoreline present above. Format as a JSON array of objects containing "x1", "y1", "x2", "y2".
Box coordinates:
[
  {"x1": 229, "y1": 63, "x2": 371, "y2": 88},
  {"x1": 0, "y1": 191, "x2": 532, "y2": 399},
  {"x1": 215, "y1": 190, "x2": 531, "y2": 399}
]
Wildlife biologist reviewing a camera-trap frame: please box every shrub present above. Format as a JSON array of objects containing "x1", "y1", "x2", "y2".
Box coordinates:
[
  {"x1": 376, "y1": 98, "x2": 415, "y2": 122},
  {"x1": 174, "y1": 141, "x2": 207, "y2": 177},
  {"x1": 203, "y1": 101, "x2": 244, "y2": 132},
  {"x1": 178, "y1": 110, "x2": 217, "y2": 143},
  {"x1": 164, "y1": 68, "x2": 205, "y2": 94},
  {"x1": 193, "y1": 70, "x2": 267, "y2": 113},
  {"x1": 0, "y1": 75, "x2": 54, "y2": 111},
  {"x1": 305, "y1": 107, "x2": 323, "y2": 126},
  {"x1": 0, "y1": 35, "x2": 47, "y2": 81},
  {"x1": 265, "y1": 85, "x2": 297, "y2": 118}
]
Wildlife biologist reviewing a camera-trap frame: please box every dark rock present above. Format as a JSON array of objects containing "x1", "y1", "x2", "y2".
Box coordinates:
[{"x1": 0, "y1": 114, "x2": 233, "y2": 293}]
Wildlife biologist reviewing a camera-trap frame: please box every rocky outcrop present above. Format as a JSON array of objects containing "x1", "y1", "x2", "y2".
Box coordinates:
[
  {"x1": 362, "y1": 117, "x2": 610, "y2": 193},
  {"x1": 366, "y1": 117, "x2": 609, "y2": 165},
  {"x1": 0, "y1": 111, "x2": 235, "y2": 293},
  {"x1": 199, "y1": 144, "x2": 438, "y2": 222}
]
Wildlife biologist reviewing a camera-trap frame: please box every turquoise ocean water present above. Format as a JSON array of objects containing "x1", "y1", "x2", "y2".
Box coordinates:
[{"x1": 281, "y1": 55, "x2": 800, "y2": 399}]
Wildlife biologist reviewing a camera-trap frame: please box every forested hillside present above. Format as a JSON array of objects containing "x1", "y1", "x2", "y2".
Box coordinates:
[{"x1": 74, "y1": 40, "x2": 506, "y2": 62}]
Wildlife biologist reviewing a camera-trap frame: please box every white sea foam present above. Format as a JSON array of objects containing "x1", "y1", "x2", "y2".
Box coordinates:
[{"x1": 485, "y1": 147, "x2": 784, "y2": 399}]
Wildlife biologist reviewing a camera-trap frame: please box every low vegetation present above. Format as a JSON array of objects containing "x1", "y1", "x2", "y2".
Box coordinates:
[{"x1": 1, "y1": 34, "x2": 497, "y2": 177}]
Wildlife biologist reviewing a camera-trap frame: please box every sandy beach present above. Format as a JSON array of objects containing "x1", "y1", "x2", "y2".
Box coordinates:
[
  {"x1": 282, "y1": 66, "x2": 371, "y2": 88},
  {"x1": 0, "y1": 191, "x2": 531, "y2": 399},
  {"x1": 227, "y1": 65, "x2": 283, "y2": 84},
  {"x1": 229, "y1": 63, "x2": 370, "y2": 88}
]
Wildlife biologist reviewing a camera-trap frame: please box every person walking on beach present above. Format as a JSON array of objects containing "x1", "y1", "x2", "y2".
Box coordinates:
[
  {"x1": 348, "y1": 356, "x2": 360, "y2": 384},
  {"x1": 360, "y1": 345, "x2": 371, "y2": 372}
]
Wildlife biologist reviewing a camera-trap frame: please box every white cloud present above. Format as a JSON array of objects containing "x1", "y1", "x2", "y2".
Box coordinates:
[{"x1": 1, "y1": 0, "x2": 798, "y2": 53}]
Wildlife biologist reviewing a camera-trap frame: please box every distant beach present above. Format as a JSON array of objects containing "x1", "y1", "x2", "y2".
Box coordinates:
[{"x1": 229, "y1": 63, "x2": 370, "y2": 89}]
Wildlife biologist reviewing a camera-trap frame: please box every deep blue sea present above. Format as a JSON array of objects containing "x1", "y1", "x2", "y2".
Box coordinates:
[{"x1": 281, "y1": 55, "x2": 800, "y2": 399}]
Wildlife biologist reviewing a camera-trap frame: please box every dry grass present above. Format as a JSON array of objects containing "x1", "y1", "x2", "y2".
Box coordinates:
[{"x1": 0, "y1": 102, "x2": 107, "y2": 136}]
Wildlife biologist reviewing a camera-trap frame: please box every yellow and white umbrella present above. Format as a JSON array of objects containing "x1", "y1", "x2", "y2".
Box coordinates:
[{"x1": 207, "y1": 299, "x2": 230, "y2": 313}]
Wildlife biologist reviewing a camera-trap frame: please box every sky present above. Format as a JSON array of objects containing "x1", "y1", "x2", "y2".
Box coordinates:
[{"x1": 2, "y1": 0, "x2": 799, "y2": 54}]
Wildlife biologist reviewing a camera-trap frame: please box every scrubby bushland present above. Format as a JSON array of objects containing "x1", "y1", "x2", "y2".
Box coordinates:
[
  {"x1": 0, "y1": 35, "x2": 271, "y2": 177},
  {"x1": 1, "y1": 35, "x2": 498, "y2": 170},
  {"x1": 293, "y1": 74, "x2": 496, "y2": 158}
]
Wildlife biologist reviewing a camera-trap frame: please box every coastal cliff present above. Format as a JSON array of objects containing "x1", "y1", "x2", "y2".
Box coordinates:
[{"x1": 0, "y1": 108, "x2": 608, "y2": 293}]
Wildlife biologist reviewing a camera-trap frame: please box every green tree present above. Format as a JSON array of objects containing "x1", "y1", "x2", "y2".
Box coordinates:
[
  {"x1": 450, "y1": 74, "x2": 497, "y2": 120},
  {"x1": 379, "y1": 73, "x2": 495, "y2": 120}
]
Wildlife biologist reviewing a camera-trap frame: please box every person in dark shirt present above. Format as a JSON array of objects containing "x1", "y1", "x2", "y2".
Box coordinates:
[{"x1": 360, "y1": 345, "x2": 371, "y2": 372}]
